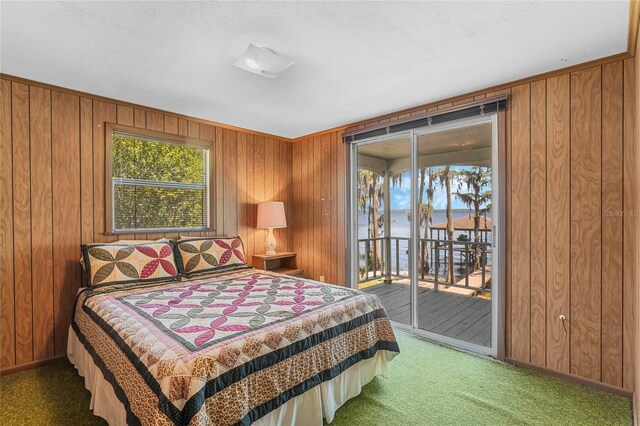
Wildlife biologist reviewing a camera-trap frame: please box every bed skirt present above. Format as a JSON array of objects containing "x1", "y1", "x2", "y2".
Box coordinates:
[{"x1": 67, "y1": 326, "x2": 395, "y2": 425}]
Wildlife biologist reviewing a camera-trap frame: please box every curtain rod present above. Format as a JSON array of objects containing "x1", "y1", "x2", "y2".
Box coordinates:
[{"x1": 343, "y1": 94, "x2": 508, "y2": 142}]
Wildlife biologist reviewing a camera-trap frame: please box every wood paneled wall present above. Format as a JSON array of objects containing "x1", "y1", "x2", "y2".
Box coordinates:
[
  {"x1": 291, "y1": 57, "x2": 638, "y2": 393},
  {"x1": 0, "y1": 76, "x2": 292, "y2": 373},
  {"x1": 1, "y1": 55, "x2": 638, "y2": 395},
  {"x1": 291, "y1": 132, "x2": 347, "y2": 286}
]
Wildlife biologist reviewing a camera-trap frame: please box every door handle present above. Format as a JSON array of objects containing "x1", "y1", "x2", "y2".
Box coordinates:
[{"x1": 492, "y1": 225, "x2": 496, "y2": 248}]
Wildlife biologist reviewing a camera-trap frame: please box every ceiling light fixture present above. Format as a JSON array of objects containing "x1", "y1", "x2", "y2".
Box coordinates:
[{"x1": 233, "y1": 44, "x2": 295, "y2": 79}]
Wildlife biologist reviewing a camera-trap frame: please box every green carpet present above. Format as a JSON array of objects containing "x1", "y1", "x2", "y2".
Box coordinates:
[{"x1": 0, "y1": 333, "x2": 632, "y2": 425}]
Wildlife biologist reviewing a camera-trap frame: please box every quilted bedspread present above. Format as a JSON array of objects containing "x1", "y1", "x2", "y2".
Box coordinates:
[{"x1": 71, "y1": 269, "x2": 399, "y2": 426}]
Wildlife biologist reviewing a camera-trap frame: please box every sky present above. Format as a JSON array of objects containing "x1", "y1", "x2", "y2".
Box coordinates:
[{"x1": 388, "y1": 166, "x2": 491, "y2": 210}]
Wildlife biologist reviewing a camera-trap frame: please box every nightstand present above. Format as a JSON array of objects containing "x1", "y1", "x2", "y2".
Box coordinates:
[{"x1": 252, "y1": 252, "x2": 304, "y2": 277}]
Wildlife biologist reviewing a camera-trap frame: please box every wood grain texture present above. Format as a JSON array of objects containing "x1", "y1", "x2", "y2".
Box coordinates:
[
  {"x1": 622, "y1": 57, "x2": 637, "y2": 391},
  {"x1": 245, "y1": 135, "x2": 255, "y2": 260},
  {"x1": 510, "y1": 83, "x2": 531, "y2": 362},
  {"x1": 0, "y1": 79, "x2": 15, "y2": 368},
  {"x1": 214, "y1": 127, "x2": 224, "y2": 234},
  {"x1": 330, "y1": 132, "x2": 338, "y2": 284},
  {"x1": 223, "y1": 129, "x2": 238, "y2": 236},
  {"x1": 52, "y1": 91, "x2": 81, "y2": 355},
  {"x1": 601, "y1": 61, "x2": 623, "y2": 387},
  {"x1": 529, "y1": 79, "x2": 546, "y2": 367},
  {"x1": 11, "y1": 82, "x2": 33, "y2": 365},
  {"x1": 92, "y1": 100, "x2": 117, "y2": 243},
  {"x1": 80, "y1": 98, "x2": 94, "y2": 244},
  {"x1": 313, "y1": 137, "x2": 322, "y2": 280},
  {"x1": 237, "y1": 132, "x2": 247, "y2": 250},
  {"x1": 321, "y1": 134, "x2": 331, "y2": 282},
  {"x1": 0, "y1": 76, "x2": 292, "y2": 372},
  {"x1": 1, "y1": 54, "x2": 635, "y2": 394},
  {"x1": 291, "y1": 130, "x2": 346, "y2": 285},
  {"x1": 545, "y1": 74, "x2": 571, "y2": 374},
  {"x1": 253, "y1": 136, "x2": 264, "y2": 251},
  {"x1": 292, "y1": 59, "x2": 635, "y2": 392},
  {"x1": 29, "y1": 86, "x2": 54, "y2": 360},
  {"x1": 570, "y1": 67, "x2": 602, "y2": 381},
  {"x1": 336, "y1": 131, "x2": 346, "y2": 285}
]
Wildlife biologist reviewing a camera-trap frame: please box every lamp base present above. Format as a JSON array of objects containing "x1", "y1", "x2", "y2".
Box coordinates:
[{"x1": 265, "y1": 227, "x2": 277, "y2": 255}]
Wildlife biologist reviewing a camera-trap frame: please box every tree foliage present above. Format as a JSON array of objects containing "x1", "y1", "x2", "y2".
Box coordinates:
[{"x1": 112, "y1": 135, "x2": 207, "y2": 230}]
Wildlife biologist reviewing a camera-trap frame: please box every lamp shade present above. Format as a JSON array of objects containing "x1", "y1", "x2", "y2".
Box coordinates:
[{"x1": 256, "y1": 201, "x2": 287, "y2": 228}]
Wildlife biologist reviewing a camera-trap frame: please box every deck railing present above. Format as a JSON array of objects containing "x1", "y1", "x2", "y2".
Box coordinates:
[{"x1": 357, "y1": 236, "x2": 492, "y2": 293}]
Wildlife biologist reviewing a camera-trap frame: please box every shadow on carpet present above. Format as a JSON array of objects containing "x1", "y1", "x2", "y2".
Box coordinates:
[{"x1": 0, "y1": 333, "x2": 632, "y2": 425}]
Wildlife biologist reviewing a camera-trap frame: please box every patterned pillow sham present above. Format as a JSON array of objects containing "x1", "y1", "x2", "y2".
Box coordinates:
[
  {"x1": 174, "y1": 237, "x2": 250, "y2": 277},
  {"x1": 81, "y1": 241, "x2": 179, "y2": 289}
]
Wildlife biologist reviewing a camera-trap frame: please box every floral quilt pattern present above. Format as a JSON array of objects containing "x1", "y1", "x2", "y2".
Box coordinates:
[
  {"x1": 72, "y1": 269, "x2": 399, "y2": 425},
  {"x1": 117, "y1": 272, "x2": 354, "y2": 351},
  {"x1": 175, "y1": 237, "x2": 249, "y2": 276},
  {"x1": 81, "y1": 241, "x2": 178, "y2": 288}
]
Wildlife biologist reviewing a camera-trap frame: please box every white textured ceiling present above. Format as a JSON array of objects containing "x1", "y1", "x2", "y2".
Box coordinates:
[{"x1": 0, "y1": 1, "x2": 630, "y2": 138}]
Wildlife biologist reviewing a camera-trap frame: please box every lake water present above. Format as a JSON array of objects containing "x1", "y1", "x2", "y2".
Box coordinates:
[{"x1": 357, "y1": 209, "x2": 493, "y2": 275}]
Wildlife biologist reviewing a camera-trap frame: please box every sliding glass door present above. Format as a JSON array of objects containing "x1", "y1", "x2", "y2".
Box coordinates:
[
  {"x1": 353, "y1": 133, "x2": 413, "y2": 327},
  {"x1": 350, "y1": 115, "x2": 500, "y2": 356}
]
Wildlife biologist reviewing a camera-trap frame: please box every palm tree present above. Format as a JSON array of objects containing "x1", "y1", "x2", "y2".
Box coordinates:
[
  {"x1": 454, "y1": 167, "x2": 491, "y2": 271},
  {"x1": 416, "y1": 168, "x2": 435, "y2": 275},
  {"x1": 358, "y1": 170, "x2": 384, "y2": 273},
  {"x1": 436, "y1": 166, "x2": 455, "y2": 286}
]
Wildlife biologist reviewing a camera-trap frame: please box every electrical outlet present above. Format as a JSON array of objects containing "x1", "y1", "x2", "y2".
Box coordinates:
[{"x1": 319, "y1": 275, "x2": 325, "y2": 282}]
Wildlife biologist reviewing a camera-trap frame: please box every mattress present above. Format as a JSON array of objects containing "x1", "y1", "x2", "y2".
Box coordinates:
[{"x1": 69, "y1": 269, "x2": 399, "y2": 425}]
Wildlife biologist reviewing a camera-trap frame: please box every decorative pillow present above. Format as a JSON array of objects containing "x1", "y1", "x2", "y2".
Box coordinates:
[
  {"x1": 174, "y1": 237, "x2": 250, "y2": 276},
  {"x1": 81, "y1": 241, "x2": 179, "y2": 288}
]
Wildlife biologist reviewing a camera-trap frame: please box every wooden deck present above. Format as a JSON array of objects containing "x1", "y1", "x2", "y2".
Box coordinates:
[{"x1": 362, "y1": 283, "x2": 492, "y2": 347}]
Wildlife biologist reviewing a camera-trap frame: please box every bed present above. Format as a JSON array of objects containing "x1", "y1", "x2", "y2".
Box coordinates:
[{"x1": 68, "y1": 259, "x2": 399, "y2": 425}]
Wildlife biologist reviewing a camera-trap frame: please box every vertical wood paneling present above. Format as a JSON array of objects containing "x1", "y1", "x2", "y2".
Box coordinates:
[
  {"x1": 0, "y1": 77, "x2": 294, "y2": 372},
  {"x1": 510, "y1": 83, "x2": 531, "y2": 362},
  {"x1": 321, "y1": 134, "x2": 331, "y2": 281},
  {"x1": 80, "y1": 98, "x2": 93, "y2": 244},
  {"x1": 0, "y1": 79, "x2": 15, "y2": 368},
  {"x1": 134, "y1": 109, "x2": 145, "y2": 129},
  {"x1": 164, "y1": 115, "x2": 178, "y2": 135},
  {"x1": 622, "y1": 58, "x2": 637, "y2": 391},
  {"x1": 530, "y1": 80, "x2": 546, "y2": 367},
  {"x1": 237, "y1": 132, "x2": 247, "y2": 249},
  {"x1": 286, "y1": 143, "x2": 293, "y2": 251},
  {"x1": 300, "y1": 139, "x2": 309, "y2": 275},
  {"x1": 570, "y1": 67, "x2": 602, "y2": 381},
  {"x1": 214, "y1": 127, "x2": 225, "y2": 234},
  {"x1": 545, "y1": 74, "x2": 571, "y2": 373},
  {"x1": 30, "y1": 86, "x2": 54, "y2": 360},
  {"x1": 330, "y1": 133, "x2": 338, "y2": 284},
  {"x1": 52, "y1": 90, "x2": 81, "y2": 355},
  {"x1": 601, "y1": 61, "x2": 623, "y2": 387},
  {"x1": 336, "y1": 133, "x2": 346, "y2": 285},
  {"x1": 246, "y1": 135, "x2": 255, "y2": 261},
  {"x1": 11, "y1": 82, "x2": 33, "y2": 365},
  {"x1": 313, "y1": 137, "x2": 322, "y2": 280},
  {"x1": 0, "y1": 57, "x2": 634, "y2": 394},
  {"x1": 117, "y1": 105, "x2": 133, "y2": 127},
  {"x1": 178, "y1": 118, "x2": 188, "y2": 136},
  {"x1": 223, "y1": 129, "x2": 237, "y2": 236},
  {"x1": 92, "y1": 100, "x2": 117, "y2": 243},
  {"x1": 146, "y1": 111, "x2": 163, "y2": 132},
  {"x1": 254, "y1": 136, "x2": 265, "y2": 252},
  {"x1": 292, "y1": 143, "x2": 301, "y2": 267}
]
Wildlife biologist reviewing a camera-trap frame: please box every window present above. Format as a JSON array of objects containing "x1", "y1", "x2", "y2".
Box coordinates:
[{"x1": 105, "y1": 123, "x2": 212, "y2": 233}]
